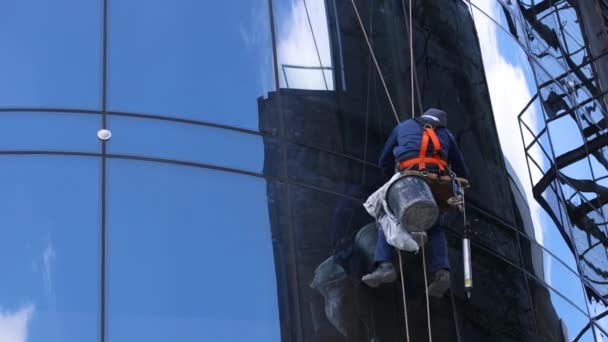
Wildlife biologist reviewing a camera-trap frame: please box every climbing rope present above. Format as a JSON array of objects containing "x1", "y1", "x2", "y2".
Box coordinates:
[
  {"x1": 406, "y1": 0, "x2": 434, "y2": 339},
  {"x1": 350, "y1": 0, "x2": 437, "y2": 340},
  {"x1": 350, "y1": 0, "x2": 400, "y2": 123},
  {"x1": 421, "y1": 238, "x2": 433, "y2": 342},
  {"x1": 406, "y1": 0, "x2": 433, "y2": 337},
  {"x1": 401, "y1": 0, "x2": 424, "y2": 118},
  {"x1": 302, "y1": 0, "x2": 329, "y2": 90},
  {"x1": 408, "y1": 0, "x2": 414, "y2": 119},
  {"x1": 398, "y1": 251, "x2": 411, "y2": 342}
]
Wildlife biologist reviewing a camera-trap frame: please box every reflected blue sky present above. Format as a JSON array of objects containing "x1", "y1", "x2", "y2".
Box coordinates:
[
  {"x1": 106, "y1": 160, "x2": 280, "y2": 342},
  {"x1": 472, "y1": 1, "x2": 554, "y2": 255},
  {"x1": 0, "y1": 0, "x2": 102, "y2": 109},
  {"x1": 107, "y1": 115, "x2": 266, "y2": 174},
  {"x1": 274, "y1": 0, "x2": 334, "y2": 90},
  {"x1": 543, "y1": 287, "x2": 591, "y2": 341},
  {"x1": 0, "y1": 113, "x2": 101, "y2": 153},
  {"x1": 471, "y1": 0, "x2": 591, "y2": 324},
  {"x1": 107, "y1": 0, "x2": 274, "y2": 130},
  {"x1": 0, "y1": 156, "x2": 101, "y2": 342}
]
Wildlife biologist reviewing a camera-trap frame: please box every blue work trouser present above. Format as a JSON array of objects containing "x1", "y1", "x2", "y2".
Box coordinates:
[{"x1": 374, "y1": 218, "x2": 449, "y2": 274}]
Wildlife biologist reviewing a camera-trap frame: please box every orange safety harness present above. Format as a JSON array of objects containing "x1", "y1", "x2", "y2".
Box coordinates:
[{"x1": 399, "y1": 124, "x2": 448, "y2": 171}]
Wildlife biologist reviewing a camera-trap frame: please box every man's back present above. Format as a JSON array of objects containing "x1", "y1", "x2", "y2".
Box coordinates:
[{"x1": 378, "y1": 111, "x2": 469, "y2": 178}]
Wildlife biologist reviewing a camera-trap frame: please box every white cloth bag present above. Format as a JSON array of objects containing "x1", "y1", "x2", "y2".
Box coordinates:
[{"x1": 363, "y1": 173, "x2": 419, "y2": 252}]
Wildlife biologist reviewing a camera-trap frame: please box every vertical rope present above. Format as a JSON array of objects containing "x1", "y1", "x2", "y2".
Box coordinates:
[
  {"x1": 449, "y1": 289, "x2": 462, "y2": 342},
  {"x1": 422, "y1": 242, "x2": 433, "y2": 342},
  {"x1": 409, "y1": 0, "x2": 414, "y2": 119},
  {"x1": 407, "y1": 1, "x2": 434, "y2": 339},
  {"x1": 350, "y1": 0, "x2": 400, "y2": 123},
  {"x1": 398, "y1": 251, "x2": 411, "y2": 342},
  {"x1": 352, "y1": 1, "x2": 438, "y2": 340},
  {"x1": 402, "y1": 0, "x2": 424, "y2": 117},
  {"x1": 362, "y1": 0, "x2": 375, "y2": 184}
]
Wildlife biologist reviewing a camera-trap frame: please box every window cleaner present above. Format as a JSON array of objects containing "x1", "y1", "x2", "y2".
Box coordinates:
[
  {"x1": 362, "y1": 108, "x2": 470, "y2": 300},
  {"x1": 349, "y1": 4, "x2": 474, "y2": 341}
]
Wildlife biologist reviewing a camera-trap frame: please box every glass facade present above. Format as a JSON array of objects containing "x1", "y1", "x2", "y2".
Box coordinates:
[{"x1": 1, "y1": 0, "x2": 607, "y2": 341}]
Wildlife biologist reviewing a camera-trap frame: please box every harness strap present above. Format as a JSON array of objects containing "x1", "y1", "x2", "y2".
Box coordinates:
[
  {"x1": 400, "y1": 157, "x2": 447, "y2": 171},
  {"x1": 426, "y1": 127, "x2": 441, "y2": 158},
  {"x1": 418, "y1": 128, "x2": 431, "y2": 169},
  {"x1": 400, "y1": 125, "x2": 447, "y2": 171}
]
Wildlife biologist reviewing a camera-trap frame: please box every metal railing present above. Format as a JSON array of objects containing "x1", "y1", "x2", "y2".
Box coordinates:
[{"x1": 280, "y1": 64, "x2": 334, "y2": 90}]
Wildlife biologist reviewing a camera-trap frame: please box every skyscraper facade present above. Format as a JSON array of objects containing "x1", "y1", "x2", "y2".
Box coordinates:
[{"x1": 0, "y1": 0, "x2": 607, "y2": 341}]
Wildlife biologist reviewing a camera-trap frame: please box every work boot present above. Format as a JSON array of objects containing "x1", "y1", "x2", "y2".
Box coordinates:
[
  {"x1": 362, "y1": 262, "x2": 397, "y2": 288},
  {"x1": 427, "y1": 269, "x2": 451, "y2": 298}
]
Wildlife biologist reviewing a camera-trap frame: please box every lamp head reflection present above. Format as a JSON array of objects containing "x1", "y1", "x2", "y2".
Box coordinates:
[{"x1": 97, "y1": 129, "x2": 112, "y2": 141}]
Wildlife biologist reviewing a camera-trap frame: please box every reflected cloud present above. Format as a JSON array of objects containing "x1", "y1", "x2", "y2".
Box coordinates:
[
  {"x1": 544, "y1": 253, "x2": 552, "y2": 286},
  {"x1": 472, "y1": 0, "x2": 546, "y2": 245},
  {"x1": 42, "y1": 240, "x2": 55, "y2": 296},
  {"x1": 0, "y1": 305, "x2": 34, "y2": 342},
  {"x1": 276, "y1": 0, "x2": 334, "y2": 90},
  {"x1": 238, "y1": 0, "x2": 275, "y2": 96}
]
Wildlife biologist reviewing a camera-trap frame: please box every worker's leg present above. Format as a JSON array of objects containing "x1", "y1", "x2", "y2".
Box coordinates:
[
  {"x1": 374, "y1": 228, "x2": 394, "y2": 263},
  {"x1": 427, "y1": 224, "x2": 450, "y2": 274},
  {"x1": 362, "y1": 228, "x2": 397, "y2": 287},
  {"x1": 427, "y1": 218, "x2": 451, "y2": 298}
]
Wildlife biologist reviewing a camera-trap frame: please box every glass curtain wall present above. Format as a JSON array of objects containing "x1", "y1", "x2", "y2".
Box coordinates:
[
  {"x1": 1, "y1": 0, "x2": 607, "y2": 341},
  {"x1": 470, "y1": 0, "x2": 608, "y2": 340}
]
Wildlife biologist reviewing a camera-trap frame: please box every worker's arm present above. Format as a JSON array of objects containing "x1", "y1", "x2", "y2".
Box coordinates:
[
  {"x1": 447, "y1": 131, "x2": 470, "y2": 179},
  {"x1": 378, "y1": 127, "x2": 398, "y2": 177}
]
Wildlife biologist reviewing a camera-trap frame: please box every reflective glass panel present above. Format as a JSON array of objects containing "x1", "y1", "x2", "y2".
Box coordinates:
[
  {"x1": 443, "y1": 209, "x2": 521, "y2": 264},
  {"x1": 547, "y1": 116, "x2": 585, "y2": 158},
  {"x1": 574, "y1": 328, "x2": 595, "y2": 342},
  {"x1": 106, "y1": 160, "x2": 280, "y2": 342},
  {"x1": 107, "y1": 0, "x2": 275, "y2": 130},
  {"x1": 520, "y1": 239, "x2": 587, "y2": 312},
  {"x1": 527, "y1": 277, "x2": 591, "y2": 342},
  {"x1": 471, "y1": 0, "x2": 526, "y2": 43},
  {"x1": 0, "y1": 112, "x2": 101, "y2": 153},
  {"x1": 472, "y1": 3, "x2": 552, "y2": 222},
  {"x1": 521, "y1": 2, "x2": 571, "y2": 80},
  {"x1": 575, "y1": 231, "x2": 608, "y2": 297},
  {"x1": 585, "y1": 101, "x2": 608, "y2": 128},
  {"x1": 286, "y1": 184, "x2": 408, "y2": 341},
  {"x1": 529, "y1": 187, "x2": 578, "y2": 271},
  {"x1": 285, "y1": 142, "x2": 383, "y2": 195},
  {"x1": 274, "y1": 0, "x2": 335, "y2": 90},
  {"x1": 527, "y1": 130, "x2": 554, "y2": 183},
  {"x1": 562, "y1": 159, "x2": 596, "y2": 184},
  {"x1": 0, "y1": 156, "x2": 101, "y2": 342},
  {"x1": 107, "y1": 115, "x2": 279, "y2": 176},
  {"x1": 551, "y1": 3, "x2": 598, "y2": 96},
  {"x1": 594, "y1": 324, "x2": 608, "y2": 342},
  {"x1": 452, "y1": 245, "x2": 536, "y2": 341},
  {"x1": 588, "y1": 292, "x2": 608, "y2": 319},
  {"x1": 591, "y1": 299, "x2": 608, "y2": 341},
  {"x1": 0, "y1": 0, "x2": 102, "y2": 109},
  {"x1": 520, "y1": 97, "x2": 546, "y2": 146}
]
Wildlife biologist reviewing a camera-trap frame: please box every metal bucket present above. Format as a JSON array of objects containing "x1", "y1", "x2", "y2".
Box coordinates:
[{"x1": 386, "y1": 175, "x2": 438, "y2": 232}]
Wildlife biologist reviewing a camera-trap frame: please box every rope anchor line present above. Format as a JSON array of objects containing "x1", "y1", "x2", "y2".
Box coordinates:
[
  {"x1": 349, "y1": 0, "x2": 432, "y2": 340},
  {"x1": 349, "y1": 0, "x2": 400, "y2": 124},
  {"x1": 349, "y1": 0, "x2": 474, "y2": 340}
]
